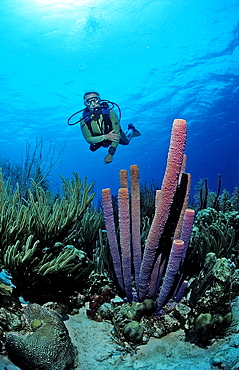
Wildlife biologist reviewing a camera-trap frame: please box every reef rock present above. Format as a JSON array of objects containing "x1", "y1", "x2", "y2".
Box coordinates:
[
  {"x1": 187, "y1": 253, "x2": 233, "y2": 344},
  {"x1": 190, "y1": 252, "x2": 232, "y2": 314},
  {"x1": 5, "y1": 303, "x2": 77, "y2": 370}
]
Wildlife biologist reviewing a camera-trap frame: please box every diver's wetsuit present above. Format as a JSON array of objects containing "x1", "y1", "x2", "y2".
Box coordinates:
[{"x1": 80, "y1": 109, "x2": 129, "y2": 153}]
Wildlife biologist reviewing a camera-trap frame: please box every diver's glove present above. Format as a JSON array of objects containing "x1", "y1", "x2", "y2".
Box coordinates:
[
  {"x1": 104, "y1": 146, "x2": 116, "y2": 164},
  {"x1": 104, "y1": 154, "x2": 113, "y2": 164}
]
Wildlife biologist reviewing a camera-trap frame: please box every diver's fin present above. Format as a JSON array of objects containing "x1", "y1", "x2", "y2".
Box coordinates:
[
  {"x1": 132, "y1": 129, "x2": 141, "y2": 137},
  {"x1": 127, "y1": 124, "x2": 141, "y2": 138}
]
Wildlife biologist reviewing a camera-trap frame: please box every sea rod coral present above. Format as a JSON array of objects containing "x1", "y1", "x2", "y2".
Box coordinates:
[
  {"x1": 0, "y1": 171, "x2": 95, "y2": 301},
  {"x1": 102, "y1": 119, "x2": 195, "y2": 311}
]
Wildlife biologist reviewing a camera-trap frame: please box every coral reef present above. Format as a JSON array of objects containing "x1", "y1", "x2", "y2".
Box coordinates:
[
  {"x1": 0, "y1": 170, "x2": 95, "y2": 302},
  {"x1": 99, "y1": 119, "x2": 239, "y2": 347},
  {"x1": 98, "y1": 298, "x2": 156, "y2": 344},
  {"x1": 5, "y1": 303, "x2": 77, "y2": 370},
  {"x1": 102, "y1": 119, "x2": 193, "y2": 309},
  {"x1": 193, "y1": 176, "x2": 239, "y2": 212},
  {"x1": 186, "y1": 252, "x2": 233, "y2": 345},
  {"x1": 98, "y1": 119, "x2": 203, "y2": 345},
  {"x1": 0, "y1": 137, "x2": 64, "y2": 199},
  {"x1": 138, "y1": 119, "x2": 188, "y2": 301},
  {"x1": 184, "y1": 207, "x2": 239, "y2": 277},
  {"x1": 76, "y1": 208, "x2": 104, "y2": 259},
  {"x1": 1, "y1": 120, "x2": 238, "y2": 356},
  {"x1": 123, "y1": 321, "x2": 144, "y2": 343},
  {"x1": 87, "y1": 286, "x2": 113, "y2": 321},
  {"x1": 98, "y1": 296, "x2": 190, "y2": 346},
  {"x1": 0, "y1": 171, "x2": 95, "y2": 250},
  {"x1": 139, "y1": 181, "x2": 159, "y2": 220}
]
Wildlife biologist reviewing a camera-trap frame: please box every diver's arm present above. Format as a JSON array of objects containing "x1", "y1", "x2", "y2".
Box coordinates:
[
  {"x1": 108, "y1": 110, "x2": 120, "y2": 151},
  {"x1": 103, "y1": 110, "x2": 121, "y2": 164}
]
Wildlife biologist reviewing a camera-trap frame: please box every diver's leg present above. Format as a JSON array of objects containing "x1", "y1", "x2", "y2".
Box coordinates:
[
  {"x1": 119, "y1": 130, "x2": 130, "y2": 145},
  {"x1": 127, "y1": 124, "x2": 141, "y2": 138},
  {"x1": 119, "y1": 124, "x2": 141, "y2": 145}
]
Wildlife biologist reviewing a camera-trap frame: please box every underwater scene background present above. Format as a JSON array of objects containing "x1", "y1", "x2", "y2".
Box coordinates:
[
  {"x1": 0, "y1": 0, "x2": 238, "y2": 199},
  {"x1": 0, "y1": 1, "x2": 239, "y2": 369}
]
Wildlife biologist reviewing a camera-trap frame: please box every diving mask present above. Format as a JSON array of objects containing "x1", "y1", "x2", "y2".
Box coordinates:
[{"x1": 84, "y1": 96, "x2": 101, "y2": 108}]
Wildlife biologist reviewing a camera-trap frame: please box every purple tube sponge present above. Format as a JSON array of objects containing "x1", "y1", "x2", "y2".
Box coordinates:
[
  {"x1": 118, "y1": 188, "x2": 133, "y2": 301},
  {"x1": 174, "y1": 280, "x2": 188, "y2": 302},
  {"x1": 102, "y1": 188, "x2": 124, "y2": 292},
  {"x1": 156, "y1": 239, "x2": 185, "y2": 311},
  {"x1": 138, "y1": 119, "x2": 187, "y2": 301},
  {"x1": 130, "y1": 165, "x2": 142, "y2": 294}
]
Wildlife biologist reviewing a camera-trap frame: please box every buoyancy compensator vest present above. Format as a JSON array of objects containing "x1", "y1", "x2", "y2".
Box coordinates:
[
  {"x1": 82, "y1": 102, "x2": 115, "y2": 152},
  {"x1": 67, "y1": 99, "x2": 122, "y2": 152},
  {"x1": 82, "y1": 102, "x2": 113, "y2": 136}
]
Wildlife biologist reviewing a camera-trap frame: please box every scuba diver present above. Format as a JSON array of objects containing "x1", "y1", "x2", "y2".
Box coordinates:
[{"x1": 68, "y1": 91, "x2": 140, "y2": 164}]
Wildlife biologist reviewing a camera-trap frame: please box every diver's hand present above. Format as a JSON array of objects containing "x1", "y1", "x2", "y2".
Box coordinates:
[
  {"x1": 104, "y1": 154, "x2": 113, "y2": 164},
  {"x1": 104, "y1": 130, "x2": 119, "y2": 142}
]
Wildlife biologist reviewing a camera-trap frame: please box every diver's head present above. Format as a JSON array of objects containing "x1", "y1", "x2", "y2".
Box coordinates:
[{"x1": 84, "y1": 91, "x2": 101, "y2": 112}]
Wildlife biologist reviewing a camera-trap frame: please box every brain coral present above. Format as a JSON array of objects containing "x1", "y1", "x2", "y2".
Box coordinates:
[{"x1": 5, "y1": 303, "x2": 77, "y2": 370}]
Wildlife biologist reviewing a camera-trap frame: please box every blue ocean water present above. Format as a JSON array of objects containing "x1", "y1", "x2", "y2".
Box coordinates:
[{"x1": 1, "y1": 0, "x2": 238, "y2": 201}]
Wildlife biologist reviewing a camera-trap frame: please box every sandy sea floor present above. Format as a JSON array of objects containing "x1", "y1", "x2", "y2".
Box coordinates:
[{"x1": 1, "y1": 297, "x2": 239, "y2": 370}]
